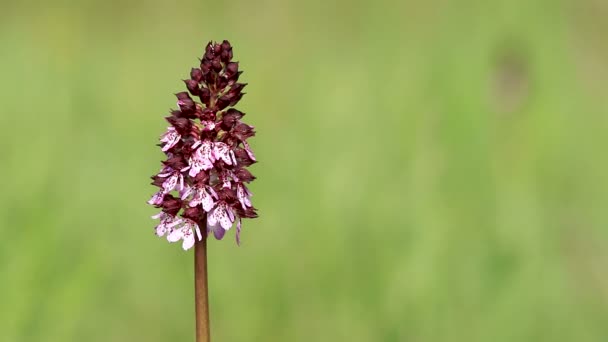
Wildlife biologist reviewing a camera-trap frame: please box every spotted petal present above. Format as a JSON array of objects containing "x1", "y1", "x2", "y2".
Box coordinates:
[
  {"x1": 208, "y1": 203, "x2": 234, "y2": 230},
  {"x1": 182, "y1": 228, "x2": 195, "y2": 250},
  {"x1": 214, "y1": 142, "x2": 233, "y2": 165}
]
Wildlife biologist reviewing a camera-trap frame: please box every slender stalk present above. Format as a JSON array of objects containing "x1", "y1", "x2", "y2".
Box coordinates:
[{"x1": 194, "y1": 235, "x2": 210, "y2": 342}]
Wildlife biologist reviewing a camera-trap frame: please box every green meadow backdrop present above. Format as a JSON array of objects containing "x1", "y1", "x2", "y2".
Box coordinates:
[{"x1": 1, "y1": 0, "x2": 607, "y2": 341}]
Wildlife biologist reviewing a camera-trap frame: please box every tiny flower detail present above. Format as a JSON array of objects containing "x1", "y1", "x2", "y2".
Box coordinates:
[
  {"x1": 201, "y1": 121, "x2": 216, "y2": 131},
  {"x1": 213, "y1": 142, "x2": 233, "y2": 165},
  {"x1": 147, "y1": 191, "x2": 165, "y2": 205},
  {"x1": 162, "y1": 171, "x2": 184, "y2": 193},
  {"x1": 236, "y1": 184, "x2": 252, "y2": 210},
  {"x1": 189, "y1": 185, "x2": 217, "y2": 212},
  {"x1": 148, "y1": 40, "x2": 258, "y2": 250},
  {"x1": 189, "y1": 141, "x2": 215, "y2": 177},
  {"x1": 166, "y1": 218, "x2": 202, "y2": 250},
  {"x1": 160, "y1": 127, "x2": 181, "y2": 152},
  {"x1": 152, "y1": 212, "x2": 182, "y2": 237},
  {"x1": 242, "y1": 141, "x2": 256, "y2": 161},
  {"x1": 208, "y1": 202, "x2": 234, "y2": 230}
]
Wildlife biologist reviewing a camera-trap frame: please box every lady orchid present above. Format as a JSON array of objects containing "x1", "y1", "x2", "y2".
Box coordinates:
[{"x1": 147, "y1": 40, "x2": 258, "y2": 250}]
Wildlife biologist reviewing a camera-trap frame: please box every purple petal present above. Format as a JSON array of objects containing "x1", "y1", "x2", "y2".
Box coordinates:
[
  {"x1": 213, "y1": 224, "x2": 226, "y2": 240},
  {"x1": 236, "y1": 219, "x2": 242, "y2": 246}
]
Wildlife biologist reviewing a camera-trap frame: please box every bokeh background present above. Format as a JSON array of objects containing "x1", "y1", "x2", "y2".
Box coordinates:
[{"x1": 1, "y1": 0, "x2": 608, "y2": 341}]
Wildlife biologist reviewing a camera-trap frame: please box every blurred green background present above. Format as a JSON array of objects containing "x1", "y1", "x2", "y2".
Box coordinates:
[{"x1": 1, "y1": 0, "x2": 608, "y2": 341}]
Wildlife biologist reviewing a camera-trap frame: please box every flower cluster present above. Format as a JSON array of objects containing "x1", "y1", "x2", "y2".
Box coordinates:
[{"x1": 148, "y1": 40, "x2": 258, "y2": 250}]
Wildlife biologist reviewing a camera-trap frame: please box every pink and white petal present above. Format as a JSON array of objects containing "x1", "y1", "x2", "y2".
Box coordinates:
[
  {"x1": 230, "y1": 150, "x2": 238, "y2": 166},
  {"x1": 155, "y1": 223, "x2": 167, "y2": 237},
  {"x1": 202, "y1": 121, "x2": 216, "y2": 131},
  {"x1": 161, "y1": 132, "x2": 181, "y2": 152},
  {"x1": 195, "y1": 224, "x2": 203, "y2": 241},
  {"x1": 188, "y1": 159, "x2": 204, "y2": 177},
  {"x1": 222, "y1": 179, "x2": 231, "y2": 189},
  {"x1": 214, "y1": 142, "x2": 232, "y2": 165},
  {"x1": 167, "y1": 227, "x2": 183, "y2": 242},
  {"x1": 151, "y1": 212, "x2": 163, "y2": 220},
  {"x1": 199, "y1": 141, "x2": 215, "y2": 164},
  {"x1": 167, "y1": 218, "x2": 183, "y2": 228},
  {"x1": 162, "y1": 174, "x2": 178, "y2": 192},
  {"x1": 237, "y1": 184, "x2": 252, "y2": 209},
  {"x1": 147, "y1": 191, "x2": 165, "y2": 205},
  {"x1": 181, "y1": 185, "x2": 193, "y2": 200},
  {"x1": 201, "y1": 189, "x2": 215, "y2": 212},
  {"x1": 219, "y1": 210, "x2": 233, "y2": 230},
  {"x1": 189, "y1": 188, "x2": 204, "y2": 207},
  {"x1": 182, "y1": 231, "x2": 195, "y2": 250},
  {"x1": 207, "y1": 206, "x2": 220, "y2": 226}
]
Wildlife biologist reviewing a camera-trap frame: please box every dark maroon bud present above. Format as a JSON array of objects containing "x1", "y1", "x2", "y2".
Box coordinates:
[
  {"x1": 194, "y1": 170, "x2": 210, "y2": 184},
  {"x1": 229, "y1": 71, "x2": 243, "y2": 83},
  {"x1": 221, "y1": 40, "x2": 231, "y2": 51},
  {"x1": 190, "y1": 68, "x2": 203, "y2": 82},
  {"x1": 217, "y1": 77, "x2": 229, "y2": 91},
  {"x1": 160, "y1": 194, "x2": 183, "y2": 216},
  {"x1": 201, "y1": 108, "x2": 216, "y2": 121},
  {"x1": 175, "y1": 92, "x2": 190, "y2": 100},
  {"x1": 204, "y1": 42, "x2": 214, "y2": 59},
  {"x1": 170, "y1": 109, "x2": 190, "y2": 119},
  {"x1": 178, "y1": 99, "x2": 195, "y2": 113},
  {"x1": 236, "y1": 205, "x2": 258, "y2": 219},
  {"x1": 184, "y1": 79, "x2": 200, "y2": 95},
  {"x1": 234, "y1": 148, "x2": 255, "y2": 166},
  {"x1": 225, "y1": 62, "x2": 239, "y2": 77},
  {"x1": 175, "y1": 92, "x2": 195, "y2": 112},
  {"x1": 212, "y1": 58, "x2": 222, "y2": 72},
  {"x1": 228, "y1": 92, "x2": 244, "y2": 107},
  {"x1": 216, "y1": 96, "x2": 231, "y2": 111},
  {"x1": 221, "y1": 108, "x2": 244, "y2": 129},
  {"x1": 182, "y1": 206, "x2": 204, "y2": 222},
  {"x1": 199, "y1": 88, "x2": 211, "y2": 106},
  {"x1": 201, "y1": 62, "x2": 211, "y2": 75},
  {"x1": 162, "y1": 155, "x2": 189, "y2": 170},
  {"x1": 150, "y1": 175, "x2": 166, "y2": 187},
  {"x1": 232, "y1": 122, "x2": 255, "y2": 140},
  {"x1": 229, "y1": 83, "x2": 247, "y2": 96},
  {"x1": 165, "y1": 116, "x2": 192, "y2": 135},
  {"x1": 214, "y1": 43, "x2": 222, "y2": 54},
  {"x1": 234, "y1": 168, "x2": 256, "y2": 182},
  {"x1": 220, "y1": 50, "x2": 230, "y2": 63},
  {"x1": 217, "y1": 187, "x2": 237, "y2": 202}
]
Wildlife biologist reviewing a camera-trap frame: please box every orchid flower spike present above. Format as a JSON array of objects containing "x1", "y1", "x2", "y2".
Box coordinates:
[{"x1": 148, "y1": 40, "x2": 258, "y2": 250}]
